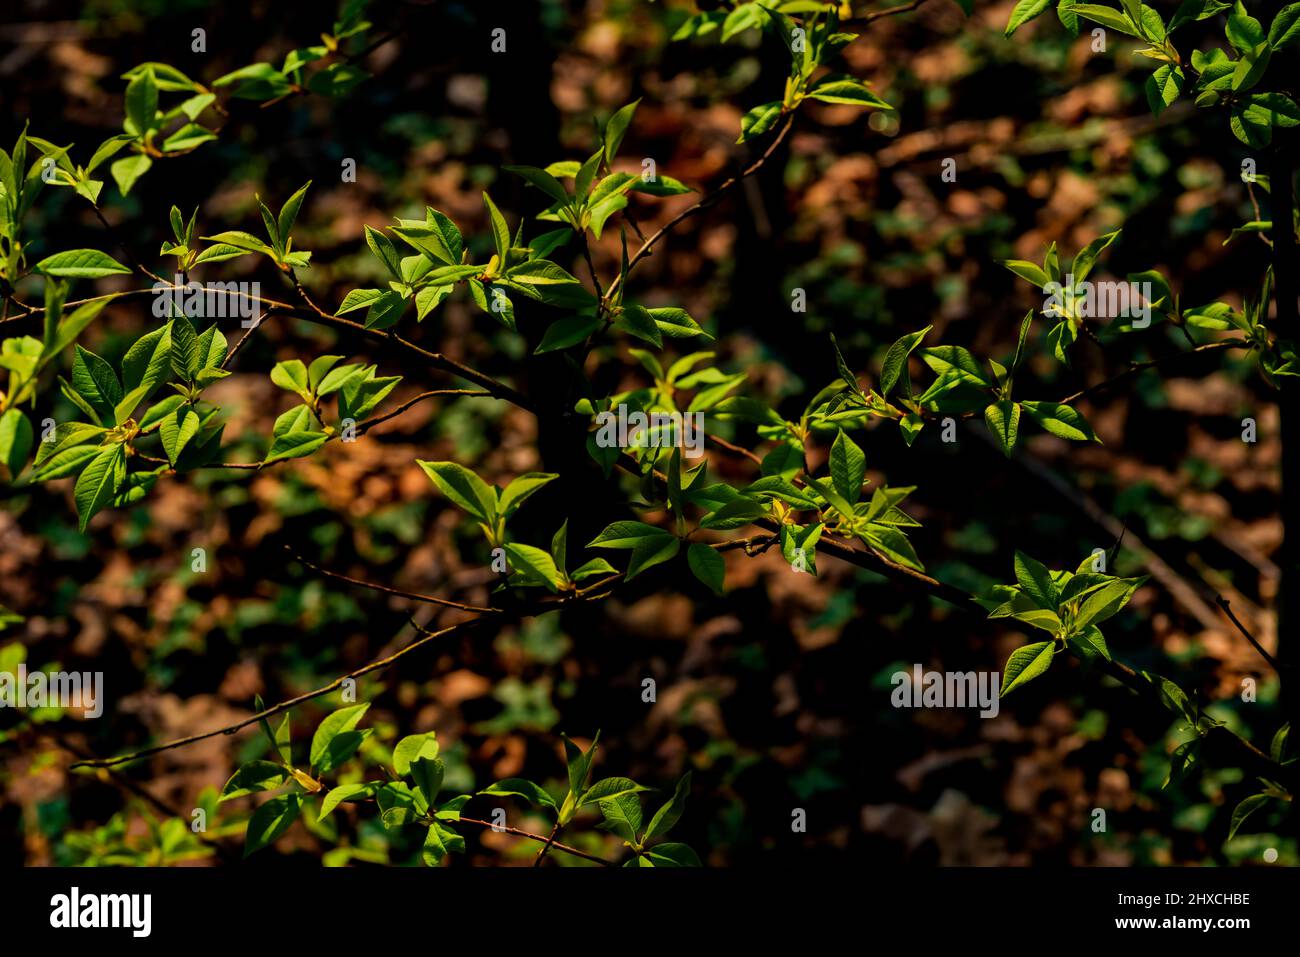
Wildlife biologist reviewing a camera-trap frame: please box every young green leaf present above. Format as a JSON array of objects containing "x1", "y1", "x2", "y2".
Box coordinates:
[
  {"x1": 643, "y1": 771, "x2": 691, "y2": 841},
  {"x1": 1000, "y1": 640, "x2": 1056, "y2": 695},
  {"x1": 243, "y1": 794, "x2": 301, "y2": 857},
  {"x1": 686, "y1": 542, "x2": 725, "y2": 596}
]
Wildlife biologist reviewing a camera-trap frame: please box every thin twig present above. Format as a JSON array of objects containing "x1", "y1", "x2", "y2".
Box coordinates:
[
  {"x1": 286, "y1": 546, "x2": 499, "y2": 614},
  {"x1": 69, "y1": 616, "x2": 491, "y2": 769},
  {"x1": 92, "y1": 205, "x2": 166, "y2": 284},
  {"x1": 604, "y1": 114, "x2": 796, "y2": 302},
  {"x1": 1216, "y1": 596, "x2": 1282, "y2": 673},
  {"x1": 533, "y1": 822, "x2": 561, "y2": 866},
  {"x1": 1056, "y1": 340, "x2": 1249, "y2": 406},
  {"x1": 458, "y1": 816, "x2": 612, "y2": 866},
  {"x1": 859, "y1": 0, "x2": 935, "y2": 23}
]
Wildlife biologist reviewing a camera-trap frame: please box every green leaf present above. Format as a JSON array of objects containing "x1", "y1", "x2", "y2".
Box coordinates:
[
  {"x1": 598, "y1": 793, "x2": 643, "y2": 844},
  {"x1": 589, "y1": 521, "x2": 674, "y2": 548},
  {"x1": 30, "y1": 445, "x2": 100, "y2": 482},
  {"x1": 251, "y1": 695, "x2": 285, "y2": 763},
  {"x1": 364, "y1": 224, "x2": 402, "y2": 278},
  {"x1": 1271, "y1": 723, "x2": 1291, "y2": 762},
  {"x1": 309, "y1": 703, "x2": 370, "y2": 771},
  {"x1": 571, "y1": 557, "x2": 617, "y2": 580},
  {"x1": 124, "y1": 66, "x2": 159, "y2": 135},
  {"x1": 74, "y1": 443, "x2": 126, "y2": 531},
  {"x1": 648, "y1": 307, "x2": 709, "y2": 340},
  {"x1": 219, "y1": 761, "x2": 289, "y2": 803},
  {"x1": 626, "y1": 535, "x2": 681, "y2": 580},
  {"x1": 1074, "y1": 577, "x2": 1144, "y2": 630},
  {"x1": 1146, "y1": 64, "x2": 1185, "y2": 114},
  {"x1": 829, "y1": 431, "x2": 867, "y2": 505},
  {"x1": 110, "y1": 155, "x2": 152, "y2": 195},
  {"x1": 1000, "y1": 641, "x2": 1056, "y2": 695},
  {"x1": 264, "y1": 429, "x2": 328, "y2": 464},
  {"x1": 49, "y1": 298, "x2": 112, "y2": 357},
  {"x1": 1231, "y1": 93, "x2": 1300, "y2": 149},
  {"x1": 1227, "y1": 0, "x2": 1264, "y2": 51},
  {"x1": 862, "y1": 524, "x2": 924, "y2": 571},
  {"x1": 482, "y1": 191, "x2": 511, "y2": 263},
  {"x1": 686, "y1": 543, "x2": 725, "y2": 596},
  {"x1": 337, "y1": 289, "x2": 386, "y2": 317},
  {"x1": 339, "y1": 370, "x2": 400, "y2": 420},
  {"x1": 645, "y1": 842, "x2": 702, "y2": 867},
  {"x1": 1147, "y1": 673, "x2": 1195, "y2": 723},
  {"x1": 1231, "y1": 44, "x2": 1269, "y2": 92},
  {"x1": 410, "y1": 756, "x2": 445, "y2": 808},
  {"x1": 121, "y1": 323, "x2": 173, "y2": 397},
  {"x1": 1269, "y1": 3, "x2": 1300, "y2": 46},
  {"x1": 421, "y1": 821, "x2": 462, "y2": 865},
  {"x1": 478, "y1": 778, "x2": 558, "y2": 816},
  {"x1": 498, "y1": 472, "x2": 559, "y2": 517},
  {"x1": 278, "y1": 181, "x2": 311, "y2": 244},
  {"x1": 806, "y1": 75, "x2": 891, "y2": 109},
  {"x1": 159, "y1": 407, "x2": 200, "y2": 465},
  {"x1": 504, "y1": 165, "x2": 570, "y2": 204},
  {"x1": 35, "y1": 249, "x2": 131, "y2": 279},
  {"x1": 393, "y1": 732, "x2": 440, "y2": 776},
  {"x1": 1071, "y1": 3, "x2": 1143, "y2": 36},
  {"x1": 738, "y1": 101, "x2": 783, "y2": 143},
  {"x1": 922, "y1": 345, "x2": 991, "y2": 388},
  {"x1": 270, "y1": 359, "x2": 311, "y2": 398},
  {"x1": 1227, "y1": 793, "x2": 1271, "y2": 840},
  {"x1": 1001, "y1": 259, "x2": 1050, "y2": 288},
  {"x1": 168, "y1": 314, "x2": 199, "y2": 381},
  {"x1": 243, "y1": 794, "x2": 301, "y2": 857},
  {"x1": 1071, "y1": 229, "x2": 1121, "y2": 284},
  {"x1": 319, "y1": 783, "x2": 377, "y2": 820},
  {"x1": 504, "y1": 542, "x2": 564, "y2": 591},
  {"x1": 86, "y1": 135, "x2": 132, "y2": 174},
  {"x1": 1058, "y1": 0, "x2": 1080, "y2": 32},
  {"x1": 1021, "y1": 401, "x2": 1098, "y2": 442},
  {"x1": 561, "y1": 732, "x2": 600, "y2": 820},
  {"x1": 273, "y1": 714, "x2": 292, "y2": 764},
  {"x1": 698, "y1": 497, "x2": 767, "y2": 531},
  {"x1": 616, "y1": 304, "x2": 663, "y2": 347},
  {"x1": 361, "y1": 291, "x2": 405, "y2": 332},
  {"x1": 0, "y1": 409, "x2": 34, "y2": 478},
  {"x1": 644, "y1": 771, "x2": 691, "y2": 840},
  {"x1": 1005, "y1": 0, "x2": 1053, "y2": 36},
  {"x1": 984, "y1": 400, "x2": 1021, "y2": 456},
  {"x1": 417, "y1": 460, "x2": 497, "y2": 523},
  {"x1": 306, "y1": 355, "x2": 342, "y2": 393},
  {"x1": 579, "y1": 776, "x2": 649, "y2": 807},
  {"x1": 604, "y1": 98, "x2": 640, "y2": 164},
  {"x1": 1013, "y1": 551, "x2": 1058, "y2": 608},
  {"x1": 880, "y1": 326, "x2": 931, "y2": 397},
  {"x1": 160, "y1": 124, "x2": 216, "y2": 152},
  {"x1": 989, "y1": 599, "x2": 1063, "y2": 635},
  {"x1": 535, "y1": 315, "x2": 600, "y2": 353}
]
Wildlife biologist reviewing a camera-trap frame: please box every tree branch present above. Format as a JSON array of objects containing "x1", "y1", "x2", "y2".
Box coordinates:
[
  {"x1": 457, "y1": 816, "x2": 612, "y2": 866},
  {"x1": 285, "y1": 546, "x2": 499, "y2": 615},
  {"x1": 1217, "y1": 596, "x2": 1282, "y2": 673},
  {"x1": 604, "y1": 114, "x2": 796, "y2": 302},
  {"x1": 68, "y1": 615, "x2": 493, "y2": 769}
]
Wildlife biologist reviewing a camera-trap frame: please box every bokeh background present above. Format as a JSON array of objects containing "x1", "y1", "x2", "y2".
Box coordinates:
[{"x1": 1, "y1": 0, "x2": 1292, "y2": 866}]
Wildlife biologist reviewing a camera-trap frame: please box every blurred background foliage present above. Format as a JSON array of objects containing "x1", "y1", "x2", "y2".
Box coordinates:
[{"x1": 0, "y1": 0, "x2": 1293, "y2": 866}]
